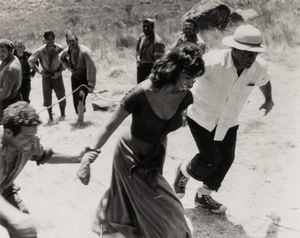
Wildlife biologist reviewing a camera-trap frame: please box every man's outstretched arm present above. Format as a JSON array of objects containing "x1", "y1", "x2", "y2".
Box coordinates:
[
  {"x1": 259, "y1": 81, "x2": 274, "y2": 115},
  {"x1": 45, "y1": 150, "x2": 98, "y2": 164}
]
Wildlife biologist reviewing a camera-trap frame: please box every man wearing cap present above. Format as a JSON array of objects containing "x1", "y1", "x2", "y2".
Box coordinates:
[
  {"x1": 59, "y1": 31, "x2": 96, "y2": 126},
  {"x1": 0, "y1": 39, "x2": 22, "y2": 123},
  {"x1": 136, "y1": 18, "x2": 165, "y2": 83},
  {"x1": 173, "y1": 18, "x2": 206, "y2": 54},
  {"x1": 174, "y1": 24, "x2": 274, "y2": 214},
  {"x1": 28, "y1": 31, "x2": 66, "y2": 124}
]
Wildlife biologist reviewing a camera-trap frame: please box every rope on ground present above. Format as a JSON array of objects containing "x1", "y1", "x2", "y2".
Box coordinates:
[
  {"x1": 37, "y1": 84, "x2": 120, "y2": 114},
  {"x1": 258, "y1": 216, "x2": 300, "y2": 233},
  {"x1": 272, "y1": 222, "x2": 300, "y2": 232}
]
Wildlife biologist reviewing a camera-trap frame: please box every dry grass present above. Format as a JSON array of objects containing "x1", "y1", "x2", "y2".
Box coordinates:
[
  {"x1": 81, "y1": 0, "x2": 300, "y2": 92},
  {"x1": 90, "y1": 0, "x2": 300, "y2": 83},
  {"x1": 1, "y1": 0, "x2": 299, "y2": 77}
]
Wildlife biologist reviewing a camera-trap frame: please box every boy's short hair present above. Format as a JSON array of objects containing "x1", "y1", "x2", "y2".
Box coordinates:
[{"x1": 2, "y1": 102, "x2": 42, "y2": 136}]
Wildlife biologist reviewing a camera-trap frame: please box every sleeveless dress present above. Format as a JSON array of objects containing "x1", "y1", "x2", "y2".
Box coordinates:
[{"x1": 93, "y1": 84, "x2": 193, "y2": 238}]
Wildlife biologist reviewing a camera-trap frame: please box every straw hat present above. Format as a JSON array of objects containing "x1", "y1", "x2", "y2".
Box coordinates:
[{"x1": 222, "y1": 25, "x2": 266, "y2": 52}]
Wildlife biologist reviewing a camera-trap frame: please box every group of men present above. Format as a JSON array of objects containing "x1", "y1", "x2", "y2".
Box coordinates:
[
  {"x1": 0, "y1": 16, "x2": 274, "y2": 237},
  {"x1": 0, "y1": 29, "x2": 99, "y2": 238},
  {"x1": 0, "y1": 31, "x2": 97, "y2": 126},
  {"x1": 0, "y1": 17, "x2": 202, "y2": 125},
  {"x1": 136, "y1": 17, "x2": 206, "y2": 83}
]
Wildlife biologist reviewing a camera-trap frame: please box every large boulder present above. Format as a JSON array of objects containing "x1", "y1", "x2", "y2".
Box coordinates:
[
  {"x1": 235, "y1": 8, "x2": 259, "y2": 21},
  {"x1": 182, "y1": 0, "x2": 258, "y2": 30}
]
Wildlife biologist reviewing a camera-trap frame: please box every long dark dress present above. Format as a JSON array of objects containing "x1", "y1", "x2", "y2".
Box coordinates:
[{"x1": 93, "y1": 84, "x2": 193, "y2": 238}]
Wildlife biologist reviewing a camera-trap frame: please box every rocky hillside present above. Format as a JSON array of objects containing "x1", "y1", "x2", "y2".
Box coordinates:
[
  {"x1": 1, "y1": 0, "x2": 299, "y2": 53},
  {"x1": 0, "y1": 0, "x2": 200, "y2": 40}
]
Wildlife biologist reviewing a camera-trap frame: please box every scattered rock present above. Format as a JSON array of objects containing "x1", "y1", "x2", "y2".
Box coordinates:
[
  {"x1": 139, "y1": 0, "x2": 153, "y2": 4},
  {"x1": 108, "y1": 68, "x2": 126, "y2": 78},
  {"x1": 265, "y1": 214, "x2": 281, "y2": 237},
  {"x1": 92, "y1": 103, "x2": 117, "y2": 112},
  {"x1": 115, "y1": 34, "x2": 136, "y2": 49},
  {"x1": 95, "y1": 89, "x2": 109, "y2": 94},
  {"x1": 235, "y1": 8, "x2": 259, "y2": 21}
]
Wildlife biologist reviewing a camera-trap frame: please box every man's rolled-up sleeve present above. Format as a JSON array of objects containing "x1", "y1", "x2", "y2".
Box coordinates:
[
  {"x1": 28, "y1": 50, "x2": 40, "y2": 69},
  {"x1": 84, "y1": 51, "x2": 96, "y2": 91},
  {"x1": 255, "y1": 57, "x2": 271, "y2": 87},
  {"x1": 0, "y1": 69, "x2": 20, "y2": 100}
]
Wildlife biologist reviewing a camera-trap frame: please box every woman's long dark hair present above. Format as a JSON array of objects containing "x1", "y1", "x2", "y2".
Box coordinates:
[{"x1": 151, "y1": 42, "x2": 205, "y2": 89}]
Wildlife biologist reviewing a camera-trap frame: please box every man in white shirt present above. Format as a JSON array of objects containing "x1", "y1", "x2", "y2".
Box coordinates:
[{"x1": 174, "y1": 25, "x2": 274, "y2": 214}]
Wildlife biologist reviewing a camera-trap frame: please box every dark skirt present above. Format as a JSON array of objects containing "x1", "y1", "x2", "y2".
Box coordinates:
[{"x1": 93, "y1": 129, "x2": 192, "y2": 238}]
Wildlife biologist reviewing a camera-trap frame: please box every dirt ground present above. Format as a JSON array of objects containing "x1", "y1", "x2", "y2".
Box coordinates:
[{"x1": 1, "y1": 48, "x2": 300, "y2": 238}]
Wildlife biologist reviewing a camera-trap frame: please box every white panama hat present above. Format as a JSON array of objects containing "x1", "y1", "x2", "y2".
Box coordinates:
[{"x1": 222, "y1": 24, "x2": 266, "y2": 52}]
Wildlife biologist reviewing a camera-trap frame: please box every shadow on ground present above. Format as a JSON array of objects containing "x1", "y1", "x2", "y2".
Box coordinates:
[
  {"x1": 185, "y1": 207, "x2": 250, "y2": 238},
  {"x1": 70, "y1": 121, "x2": 94, "y2": 130}
]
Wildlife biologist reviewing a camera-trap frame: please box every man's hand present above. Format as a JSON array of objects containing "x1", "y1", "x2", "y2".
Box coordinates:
[
  {"x1": 80, "y1": 150, "x2": 99, "y2": 164},
  {"x1": 77, "y1": 162, "x2": 91, "y2": 185},
  {"x1": 78, "y1": 90, "x2": 86, "y2": 102},
  {"x1": 51, "y1": 72, "x2": 61, "y2": 79},
  {"x1": 60, "y1": 51, "x2": 68, "y2": 61},
  {"x1": 259, "y1": 100, "x2": 274, "y2": 115},
  {"x1": 6, "y1": 213, "x2": 37, "y2": 238},
  {"x1": 86, "y1": 85, "x2": 94, "y2": 93},
  {"x1": 37, "y1": 69, "x2": 43, "y2": 75},
  {"x1": 40, "y1": 70, "x2": 51, "y2": 77}
]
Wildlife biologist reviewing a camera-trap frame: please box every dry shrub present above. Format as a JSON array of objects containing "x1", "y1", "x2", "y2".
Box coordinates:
[{"x1": 115, "y1": 33, "x2": 136, "y2": 49}]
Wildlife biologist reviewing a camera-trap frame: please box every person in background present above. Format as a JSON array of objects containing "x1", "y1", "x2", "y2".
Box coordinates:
[
  {"x1": 0, "y1": 101, "x2": 98, "y2": 238},
  {"x1": 173, "y1": 18, "x2": 206, "y2": 126},
  {"x1": 28, "y1": 31, "x2": 66, "y2": 124},
  {"x1": 136, "y1": 18, "x2": 165, "y2": 84},
  {"x1": 60, "y1": 31, "x2": 96, "y2": 126},
  {"x1": 173, "y1": 25, "x2": 274, "y2": 214},
  {"x1": 77, "y1": 43, "x2": 205, "y2": 238},
  {"x1": 13, "y1": 41, "x2": 36, "y2": 103},
  {"x1": 173, "y1": 18, "x2": 206, "y2": 54},
  {"x1": 0, "y1": 39, "x2": 22, "y2": 123}
]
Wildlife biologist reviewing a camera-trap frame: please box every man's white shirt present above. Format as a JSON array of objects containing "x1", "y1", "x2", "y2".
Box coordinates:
[{"x1": 188, "y1": 49, "x2": 270, "y2": 141}]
